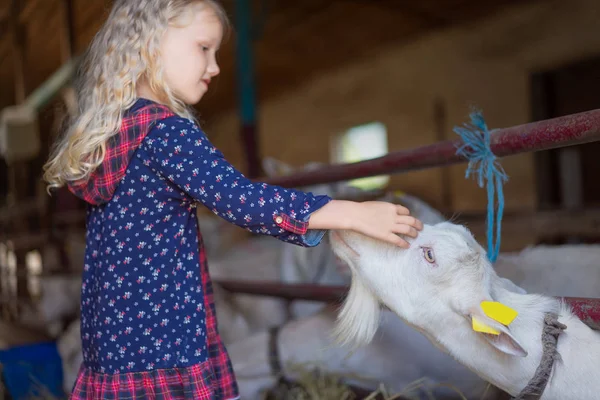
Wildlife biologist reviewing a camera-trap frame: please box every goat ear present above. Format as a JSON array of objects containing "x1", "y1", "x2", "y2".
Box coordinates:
[
  {"x1": 481, "y1": 329, "x2": 528, "y2": 357},
  {"x1": 332, "y1": 273, "x2": 381, "y2": 348},
  {"x1": 469, "y1": 308, "x2": 528, "y2": 357}
]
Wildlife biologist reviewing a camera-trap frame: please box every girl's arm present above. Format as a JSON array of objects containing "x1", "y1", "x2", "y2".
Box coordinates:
[{"x1": 144, "y1": 116, "x2": 421, "y2": 248}]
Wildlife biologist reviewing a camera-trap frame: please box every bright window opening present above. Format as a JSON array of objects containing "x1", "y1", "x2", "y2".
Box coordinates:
[{"x1": 330, "y1": 122, "x2": 390, "y2": 191}]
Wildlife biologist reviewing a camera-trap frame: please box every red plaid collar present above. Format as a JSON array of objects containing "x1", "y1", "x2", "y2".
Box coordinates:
[{"x1": 68, "y1": 102, "x2": 174, "y2": 205}]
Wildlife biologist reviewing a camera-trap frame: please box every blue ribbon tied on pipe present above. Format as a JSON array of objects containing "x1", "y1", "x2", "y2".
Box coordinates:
[{"x1": 454, "y1": 110, "x2": 508, "y2": 263}]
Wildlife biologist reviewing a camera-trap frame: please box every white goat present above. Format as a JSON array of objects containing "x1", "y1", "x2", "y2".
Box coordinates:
[{"x1": 330, "y1": 222, "x2": 600, "y2": 400}]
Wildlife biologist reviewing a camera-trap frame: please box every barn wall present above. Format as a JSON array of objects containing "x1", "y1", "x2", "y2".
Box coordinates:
[{"x1": 203, "y1": 0, "x2": 600, "y2": 222}]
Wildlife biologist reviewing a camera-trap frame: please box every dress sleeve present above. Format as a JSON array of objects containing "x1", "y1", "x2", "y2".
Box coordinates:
[{"x1": 143, "y1": 115, "x2": 333, "y2": 247}]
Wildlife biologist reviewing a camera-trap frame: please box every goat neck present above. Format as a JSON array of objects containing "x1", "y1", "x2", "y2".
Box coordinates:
[{"x1": 406, "y1": 284, "x2": 597, "y2": 400}]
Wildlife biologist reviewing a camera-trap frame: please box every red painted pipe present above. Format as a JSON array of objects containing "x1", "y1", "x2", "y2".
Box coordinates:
[
  {"x1": 563, "y1": 297, "x2": 600, "y2": 330},
  {"x1": 216, "y1": 280, "x2": 600, "y2": 330},
  {"x1": 226, "y1": 110, "x2": 600, "y2": 327},
  {"x1": 259, "y1": 108, "x2": 600, "y2": 188},
  {"x1": 218, "y1": 281, "x2": 347, "y2": 303}
]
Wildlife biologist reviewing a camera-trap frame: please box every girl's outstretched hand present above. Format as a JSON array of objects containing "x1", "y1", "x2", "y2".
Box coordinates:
[
  {"x1": 348, "y1": 200, "x2": 423, "y2": 248},
  {"x1": 308, "y1": 200, "x2": 423, "y2": 248}
]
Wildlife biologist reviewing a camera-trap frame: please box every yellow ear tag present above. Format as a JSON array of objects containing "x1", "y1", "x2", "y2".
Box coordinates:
[
  {"x1": 472, "y1": 315, "x2": 500, "y2": 335},
  {"x1": 481, "y1": 301, "x2": 518, "y2": 326}
]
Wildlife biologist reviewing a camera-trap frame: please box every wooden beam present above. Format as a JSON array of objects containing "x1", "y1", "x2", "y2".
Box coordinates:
[
  {"x1": 48, "y1": 0, "x2": 76, "y2": 277},
  {"x1": 374, "y1": 1, "x2": 449, "y2": 26},
  {"x1": 7, "y1": 0, "x2": 31, "y2": 313},
  {"x1": 434, "y1": 97, "x2": 452, "y2": 210},
  {"x1": 18, "y1": 0, "x2": 47, "y2": 24},
  {"x1": 0, "y1": 11, "x2": 8, "y2": 39},
  {"x1": 10, "y1": 0, "x2": 25, "y2": 103},
  {"x1": 59, "y1": 0, "x2": 75, "y2": 62}
]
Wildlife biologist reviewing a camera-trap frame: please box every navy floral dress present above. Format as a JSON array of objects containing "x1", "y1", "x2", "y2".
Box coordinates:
[{"x1": 66, "y1": 98, "x2": 332, "y2": 399}]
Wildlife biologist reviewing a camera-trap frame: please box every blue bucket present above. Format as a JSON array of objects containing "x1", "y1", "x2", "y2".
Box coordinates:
[{"x1": 0, "y1": 341, "x2": 64, "y2": 399}]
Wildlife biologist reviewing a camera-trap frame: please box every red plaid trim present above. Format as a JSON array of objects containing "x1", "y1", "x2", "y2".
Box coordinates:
[
  {"x1": 70, "y1": 362, "x2": 235, "y2": 400},
  {"x1": 68, "y1": 104, "x2": 175, "y2": 205},
  {"x1": 273, "y1": 213, "x2": 308, "y2": 235},
  {"x1": 197, "y1": 229, "x2": 240, "y2": 399}
]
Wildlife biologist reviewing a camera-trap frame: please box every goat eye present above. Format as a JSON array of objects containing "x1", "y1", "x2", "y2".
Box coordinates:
[{"x1": 422, "y1": 247, "x2": 435, "y2": 263}]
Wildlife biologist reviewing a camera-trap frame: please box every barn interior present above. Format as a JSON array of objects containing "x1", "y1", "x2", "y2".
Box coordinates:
[{"x1": 0, "y1": 0, "x2": 599, "y2": 399}]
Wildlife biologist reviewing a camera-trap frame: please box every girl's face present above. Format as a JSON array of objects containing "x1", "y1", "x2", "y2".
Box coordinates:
[{"x1": 159, "y1": 5, "x2": 223, "y2": 105}]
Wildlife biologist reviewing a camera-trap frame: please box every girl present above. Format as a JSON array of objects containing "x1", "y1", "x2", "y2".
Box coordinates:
[{"x1": 43, "y1": 1, "x2": 423, "y2": 399}]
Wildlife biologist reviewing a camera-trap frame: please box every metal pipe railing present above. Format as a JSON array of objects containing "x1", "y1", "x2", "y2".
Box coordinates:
[
  {"x1": 261, "y1": 108, "x2": 600, "y2": 188},
  {"x1": 219, "y1": 281, "x2": 346, "y2": 303},
  {"x1": 218, "y1": 109, "x2": 600, "y2": 327},
  {"x1": 217, "y1": 281, "x2": 600, "y2": 331}
]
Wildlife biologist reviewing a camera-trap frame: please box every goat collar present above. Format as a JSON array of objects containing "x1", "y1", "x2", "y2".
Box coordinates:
[{"x1": 512, "y1": 312, "x2": 567, "y2": 400}]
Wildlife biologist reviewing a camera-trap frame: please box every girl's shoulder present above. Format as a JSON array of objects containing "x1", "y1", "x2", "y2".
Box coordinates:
[
  {"x1": 125, "y1": 98, "x2": 169, "y2": 118},
  {"x1": 128, "y1": 98, "x2": 196, "y2": 127},
  {"x1": 127, "y1": 98, "x2": 202, "y2": 138},
  {"x1": 135, "y1": 102, "x2": 207, "y2": 155},
  {"x1": 148, "y1": 113, "x2": 200, "y2": 139}
]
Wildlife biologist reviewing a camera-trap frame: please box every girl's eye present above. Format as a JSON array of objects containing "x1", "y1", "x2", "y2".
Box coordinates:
[{"x1": 422, "y1": 247, "x2": 435, "y2": 264}]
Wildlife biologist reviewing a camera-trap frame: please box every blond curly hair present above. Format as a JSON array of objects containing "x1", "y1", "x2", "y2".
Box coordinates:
[{"x1": 43, "y1": 0, "x2": 229, "y2": 192}]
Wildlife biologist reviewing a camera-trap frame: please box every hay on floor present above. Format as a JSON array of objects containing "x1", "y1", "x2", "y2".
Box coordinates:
[{"x1": 263, "y1": 362, "x2": 471, "y2": 400}]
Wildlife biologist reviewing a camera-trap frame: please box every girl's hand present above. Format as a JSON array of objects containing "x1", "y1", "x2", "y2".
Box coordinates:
[
  {"x1": 348, "y1": 201, "x2": 423, "y2": 248},
  {"x1": 308, "y1": 200, "x2": 423, "y2": 248}
]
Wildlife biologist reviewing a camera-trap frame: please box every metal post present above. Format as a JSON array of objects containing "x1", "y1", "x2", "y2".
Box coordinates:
[{"x1": 234, "y1": 0, "x2": 261, "y2": 178}]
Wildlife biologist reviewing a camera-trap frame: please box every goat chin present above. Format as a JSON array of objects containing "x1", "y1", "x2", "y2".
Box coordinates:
[{"x1": 332, "y1": 272, "x2": 381, "y2": 348}]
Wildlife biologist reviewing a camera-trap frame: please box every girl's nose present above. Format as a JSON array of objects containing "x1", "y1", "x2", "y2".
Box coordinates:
[{"x1": 208, "y1": 61, "x2": 220, "y2": 77}]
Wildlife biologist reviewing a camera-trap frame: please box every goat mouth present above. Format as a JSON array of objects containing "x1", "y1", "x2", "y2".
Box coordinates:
[{"x1": 330, "y1": 231, "x2": 360, "y2": 258}]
